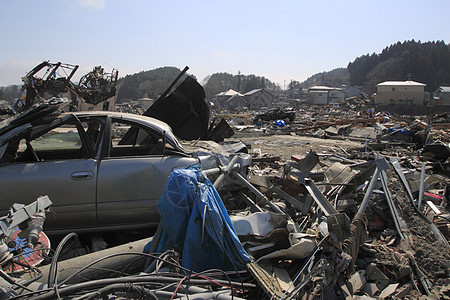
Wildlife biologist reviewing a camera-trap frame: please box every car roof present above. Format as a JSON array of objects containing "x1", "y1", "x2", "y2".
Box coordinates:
[
  {"x1": 69, "y1": 111, "x2": 172, "y2": 132},
  {"x1": 67, "y1": 111, "x2": 183, "y2": 149}
]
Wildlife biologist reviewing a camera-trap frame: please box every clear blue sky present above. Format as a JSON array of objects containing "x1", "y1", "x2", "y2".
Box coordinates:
[{"x1": 1, "y1": 0, "x2": 449, "y2": 87}]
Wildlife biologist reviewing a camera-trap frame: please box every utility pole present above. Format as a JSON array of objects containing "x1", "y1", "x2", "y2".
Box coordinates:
[{"x1": 237, "y1": 70, "x2": 241, "y2": 91}]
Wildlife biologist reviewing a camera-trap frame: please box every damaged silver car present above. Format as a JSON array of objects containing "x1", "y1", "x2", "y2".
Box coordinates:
[{"x1": 0, "y1": 99, "x2": 198, "y2": 234}]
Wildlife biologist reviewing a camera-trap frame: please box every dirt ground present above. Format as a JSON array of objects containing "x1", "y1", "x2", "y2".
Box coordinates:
[
  {"x1": 226, "y1": 132, "x2": 364, "y2": 161},
  {"x1": 385, "y1": 168, "x2": 450, "y2": 297}
]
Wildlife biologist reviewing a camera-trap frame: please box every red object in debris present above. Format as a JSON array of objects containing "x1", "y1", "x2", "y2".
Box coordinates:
[
  {"x1": 3, "y1": 228, "x2": 50, "y2": 274},
  {"x1": 424, "y1": 192, "x2": 444, "y2": 206},
  {"x1": 291, "y1": 155, "x2": 305, "y2": 162}
]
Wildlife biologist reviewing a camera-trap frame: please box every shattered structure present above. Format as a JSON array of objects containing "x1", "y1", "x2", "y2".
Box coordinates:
[
  {"x1": 0, "y1": 69, "x2": 449, "y2": 299},
  {"x1": 15, "y1": 61, "x2": 118, "y2": 112},
  {"x1": 76, "y1": 66, "x2": 118, "y2": 105}
]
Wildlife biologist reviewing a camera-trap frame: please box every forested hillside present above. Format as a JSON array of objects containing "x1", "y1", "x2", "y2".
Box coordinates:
[
  {"x1": 347, "y1": 40, "x2": 450, "y2": 94},
  {"x1": 116, "y1": 66, "x2": 189, "y2": 102},
  {"x1": 296, "y1": 68, "x2": 350, "y2": 89},
  {"x1": 202, "y1": 73, "x2": 282, "y2": 99},
  {"x1": 116, "y1": 69, "x2": 283, "y2": 101}
]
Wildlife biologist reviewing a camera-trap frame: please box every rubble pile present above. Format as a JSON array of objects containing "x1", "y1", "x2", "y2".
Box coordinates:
[
  {"x1": 2, "y1": 65, "x2": 449, "y2": 299},
  {"x1": 186, "y1": 105, "x2": 450, "y2": 299},
  {"x1": 216, "y1": 146, "x2": 449, "y2": 299},
  {"x1": 1, "y1": 104, "x2": 450, "y2": 299},
  {"x1": 11, "y1": 142, "x2": 449, "y2": 299},
  {"x1": 227, "y1": 105, "x2": 450, "y2": 147}
]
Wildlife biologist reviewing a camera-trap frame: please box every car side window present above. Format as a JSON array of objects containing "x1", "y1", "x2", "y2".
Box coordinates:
[
  {"x1": 109, "y1": 119, "x2": 167, "y2": 157},
  {"x1": 30, "y1": 124, "x2": 82, "y2": 152},
  {"x1": 3, "y1": 119, "x2": 102, "y2": 163}
]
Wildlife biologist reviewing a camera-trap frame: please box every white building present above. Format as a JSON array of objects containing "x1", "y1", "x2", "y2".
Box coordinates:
[
  {"x1": 374, "y1": 80, "x2": 426, "y2": 105},
  {"x1": 307, "y1": 86, "x2": 345, "y2": 104}
]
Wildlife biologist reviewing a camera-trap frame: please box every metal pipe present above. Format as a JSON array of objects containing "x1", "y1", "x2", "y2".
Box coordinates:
[
  {"x1": 35, "y1": 238, "x2": 150, "y2": 285},
  {"x1": 357, "y1": 167, "x2": 380, "y2": 215},
  {"x1": 203, "y1": 164, "x2": 240, "y2": 178},
  {"x1": 232, "y1": 171, "x2": 284, "y2": 214},
  {"x1": 241, "y1": 194, "x2": 263, "y2": 212},
  {"x1": 417, "y1": 163, "x2": 426, "y2": 210},
  {"x1": 280, "y1": 234, "x2": 329, "y2": 300},
  {"x1": 390, "y1": 158, "x2": 449, "y2": 248},
  {"x1": 213, "y1": 155, "x2": 240, "y2": 189},
  {"x1": 380, "y1": 170, "x2": 407, "y2": 240},
  {"x1": 389, "y1": 158, "x2": 415, "y2": 203},
  {"x1": 303, "y1": 178, "x2": 339, "y2": 216},
  {"x1": 143, "y1": 223, "x2": 163, "y2": 271}
]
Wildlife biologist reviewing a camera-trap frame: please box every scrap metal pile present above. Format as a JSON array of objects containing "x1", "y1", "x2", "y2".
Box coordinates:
[
  {"x1": 14, "y1": 61, "x2": 118, "y2": 112},
  {"x1": 1, "y1": 128, "x2": 449, "y2": 299}
]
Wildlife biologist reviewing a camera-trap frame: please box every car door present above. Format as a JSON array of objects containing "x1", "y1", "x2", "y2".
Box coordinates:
[
  {"x1": 0, "y1": 116, "x2": 101, "y2": 233},
  {"x1": 96, "y1": 117, "x2": 197, "y2": 228}
]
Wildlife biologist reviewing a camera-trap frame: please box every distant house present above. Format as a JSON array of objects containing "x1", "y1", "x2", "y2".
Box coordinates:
[
  {"x1": 432, "y1": 86, "x2": 450, "y2": 106},
  {"x1": 215, "y1": 89, "x2": 244, "y2": 110},
  {"x1": 307, "y1": 86, "x2": 345, "y2": 104},
  {"x1": 223, "y1": 94, "x2": 247, "y2": 111},
  {"x1": 374, "y1": 80, "x2": 426, "y2": 105},
  {"x1": 243, "y1": 89, "x2": 274, "y2": 110}
]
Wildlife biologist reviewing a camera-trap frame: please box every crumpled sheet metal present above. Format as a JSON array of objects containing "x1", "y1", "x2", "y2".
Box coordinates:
[
  {"x1": 256, "y1": 233, "x2": 316, "y2": 262},
  {"x1": 230, "y1": 212, "x2": 287, "y2": 237},
  {"x1": 231, "y1": 212, "x2": 317, "y2": 262}
]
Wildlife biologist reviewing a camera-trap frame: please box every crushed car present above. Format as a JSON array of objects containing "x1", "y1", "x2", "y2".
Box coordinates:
[
  {"x1": 0, "y1": 98, "x2": 199, "y2": 234},
  {"x1": 253, "y1": 107, "x2": 296, "y2": 124}
]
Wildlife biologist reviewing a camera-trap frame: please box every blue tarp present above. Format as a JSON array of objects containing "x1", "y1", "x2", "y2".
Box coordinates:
[
  {"x1": 273, "y1": 120, "x2": 286, "y2": 127},
  {"x1": 387, "y1": 127, "x2": 413, "y2": 136},
  {"x1": 145, "y1": 166, "x2": 250, "y2": 272}
]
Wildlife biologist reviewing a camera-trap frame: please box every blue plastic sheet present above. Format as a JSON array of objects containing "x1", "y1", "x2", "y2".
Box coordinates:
[
  {"x1": 146, "y1": 166, "x2": 250, "y2": 272},
  {"x1": 273, "y1": 120, "x2": 286, "y2": 127},
  {"x1": 387, "y1": 127, "x2": 413, "y2": 136}
]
